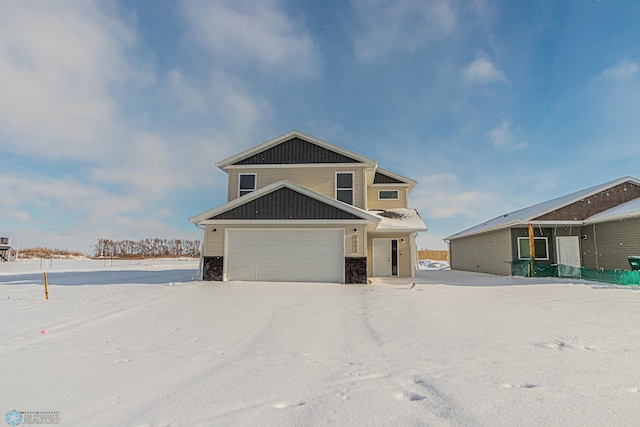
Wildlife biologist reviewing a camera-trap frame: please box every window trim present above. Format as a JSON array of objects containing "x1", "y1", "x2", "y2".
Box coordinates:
[
  {"x1": 335, "y1": 171, "x2": 354, "y2": 205},
  {"x1": 378, "y1": 189, "x2": 399, "y2": 200},
  {"x1": 517, "y1": 237, "x2": 550, "y2": 261},
  {"x1": 238, "y1": 173, "x2": 256, "y2": 197}
]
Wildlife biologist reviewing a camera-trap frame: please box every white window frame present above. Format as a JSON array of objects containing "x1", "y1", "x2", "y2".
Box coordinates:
[
  {"x1": 335, "y1": 171, "x2": 354, "y2": 205},
  {"x1": 238, "y1": 173, "x2": 256, "y2": 197},
  {"x1": 378, "y1": 189, "x2": 399, "y2": 200},
  {"x1": 517, "y1": 237, "x2": 550, "y2": 260}
]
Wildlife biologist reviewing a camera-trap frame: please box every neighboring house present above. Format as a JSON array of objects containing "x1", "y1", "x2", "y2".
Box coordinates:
[
  {"x1": 446, "y1": 176, "x2": 640, "y2": 276},
  {"x1": 190, "y1": 130, "x2": 427, "y2": 284}
]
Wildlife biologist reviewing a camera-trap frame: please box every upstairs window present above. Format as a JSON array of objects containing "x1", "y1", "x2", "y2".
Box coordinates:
[
  {"x1": 336, "y1": 172, "x2": 354, "y2": 205},
  {"x1": 378, "y1": 190, "x2": 399, "y2": 200},
  {"x1": 239, "y1": 173, "x2": 256, "y2": 197}
]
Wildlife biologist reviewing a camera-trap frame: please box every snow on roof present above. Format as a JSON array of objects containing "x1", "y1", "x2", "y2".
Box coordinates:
[
  {"x1": 371, "y1": 208, "x2": 427, "y2": 232},
  {"x1": 585, "y1": 197, "x2": 640, "y2": 223},
  {"x1": 446, "y1": 176, "x2": 640, "y2": 240}
]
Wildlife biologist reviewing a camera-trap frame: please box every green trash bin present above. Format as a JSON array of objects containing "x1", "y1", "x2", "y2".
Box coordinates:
[{"x1": 628, "y1": 256, "x2": 640, "y2": 271}]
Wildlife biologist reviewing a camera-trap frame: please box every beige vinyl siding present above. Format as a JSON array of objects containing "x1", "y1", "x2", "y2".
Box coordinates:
[
  {"x1": 581, "y1": 217, "x2": 640, "y2": 270},
  {"x1": 449, "y1": 228, "x2": 512, "y2": 275},
  {"x1": 366, "y1": 232, "x2": 413, "y2": 277},
  {"x1": 202, "y1": 223, "x2": 365, "y2": 257},
  {"x1": 227, "y1": 166, "x2": 368, "y2": 209},
  {"x1": 367, "y1": 185, "x2": 408, "y2": 210}
]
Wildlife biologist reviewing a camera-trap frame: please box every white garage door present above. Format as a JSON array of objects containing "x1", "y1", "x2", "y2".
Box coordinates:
[{"x1": 226, "y1": 229, "x2": 344, "y2": 283}]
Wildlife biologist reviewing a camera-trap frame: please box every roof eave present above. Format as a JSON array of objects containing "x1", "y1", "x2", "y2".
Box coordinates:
[
  {"x1": 374, "y1": 167, "x2": 417, "y2": 186},
  {"x1": 189, "y1": 180, "x2": 382, "y2": 225},
  {"x1": 216, "y1": 130, "x2": 377, "y2": 170}
]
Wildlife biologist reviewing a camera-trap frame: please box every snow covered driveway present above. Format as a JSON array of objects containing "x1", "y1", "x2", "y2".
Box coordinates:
[{"x1": 2, "y1": 260, "x2": 640, "y2": 426}]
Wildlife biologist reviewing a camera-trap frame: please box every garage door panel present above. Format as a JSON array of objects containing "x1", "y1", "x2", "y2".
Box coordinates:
[
  {"x1": 257, "y1": 269, "x2": 285, "y2": 281},
  {"x1": 229, "y1": 242, "x2": 257, "y2": 254},
  {"x1": 284, "y1": 256, "x2": 314, "y2": 267},
  {"x1": 285, "y1": 230, "x2": 314, "y2": 242},
  {"x1": 260, "y1": 244, "x2": 284, "y2": 254},
  {"x1": 314, "y1": 257, "x2": 342, "y2": 268},
  {"x1": 258, "y1": 256, "x2": 285, "y2": 267},
  {"x1": 285, "y1": 244, "x2": 314, "y2": 255},
  {"x1": 226, "y1": 229, "x2": 344, "y2": 283},
  {"x1": 228, "y1": 265, "x2": 257, "y2": 281}
]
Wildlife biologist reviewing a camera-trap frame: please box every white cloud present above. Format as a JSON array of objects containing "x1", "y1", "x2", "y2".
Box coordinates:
[
  {"x1": 167, "y1": 69, "x2": 208, "y2": 115},
  {"x1": 601, "y1": 60, "x2": 639, "y2": 81},
  {"x1": 464, "y1": 53, "x2": 507, "y2": 84},
  {"x1": 487, "y1": 120, "x2": 527, "y2": 150},
  {"x1": 351, "y1": 0, "x2": 457, "y2": 61},
  {"x1": 181, "y1": 0, "x2": 319, "y2": 76},
  {"x1": 0, "y1": 1, "x2": 135, "y2": 159},
  {"x1": 411, "y1": 174, "x2": 499, "y2": 219}
]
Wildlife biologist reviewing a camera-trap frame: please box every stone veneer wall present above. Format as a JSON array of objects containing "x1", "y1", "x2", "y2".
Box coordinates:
[
  {"x1": 345, "y1": 257, "x2": 367, "y2": 284},
  {"x1": 203, "y1": 256, "x2": 223, "y2": 281}
]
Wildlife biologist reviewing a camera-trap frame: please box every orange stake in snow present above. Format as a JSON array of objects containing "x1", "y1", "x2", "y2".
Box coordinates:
[{"x1": 44, "y1": 272, "x2": 49, "y2": 300}]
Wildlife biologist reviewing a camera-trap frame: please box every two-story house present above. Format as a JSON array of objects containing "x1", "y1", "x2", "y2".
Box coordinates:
[{"x1": 189, "y1": 130, "x2": 427, "y2": 284}]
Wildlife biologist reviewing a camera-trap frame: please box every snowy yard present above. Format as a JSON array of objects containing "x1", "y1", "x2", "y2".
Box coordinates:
[{"x1": 2, "y1": 259, "x2": 640, "y2": 426}]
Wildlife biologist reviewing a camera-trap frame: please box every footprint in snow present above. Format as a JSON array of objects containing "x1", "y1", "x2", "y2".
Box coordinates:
[
  {"x1": 394, "y1": 391, "x2": 426, "y2": 401},
  {"x1": 273, "y1": 400, "x2": 305, "y2": 409},
  {"x1": 538, "y1": 340, "x2": 567, "y2": 351},
  {"x1": 502, "y1": 383, "x2": 537, "y2": 389}
]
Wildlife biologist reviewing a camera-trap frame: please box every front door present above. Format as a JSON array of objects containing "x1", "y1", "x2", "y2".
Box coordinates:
[
  {"x1": 557, "y1": 236, "x2": 581, "y2": 278},
  {"x1": 373, "y1": 238, "x2": 398, "y2": 276}
]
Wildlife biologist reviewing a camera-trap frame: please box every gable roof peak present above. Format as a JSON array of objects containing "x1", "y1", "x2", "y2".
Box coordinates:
[
  {"x1": 189, "y1": 179, "x2": 381, "y2": 225},
  {"x1": 216, "y1": 130, "x2": 377, "y2": 169}
]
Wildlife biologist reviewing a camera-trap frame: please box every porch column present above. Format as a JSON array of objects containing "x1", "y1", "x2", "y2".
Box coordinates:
[{"x1": 528, "y1": 223, "x2": 536, "y2": 277}]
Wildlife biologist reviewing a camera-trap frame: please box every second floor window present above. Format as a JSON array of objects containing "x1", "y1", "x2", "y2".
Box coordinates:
[
  {"x1": 379, "y1": 190, "x2": 399, "y2": 200},
  {"x1": 239, "y1": 173, "x2": 256, "y2": 197},
  {"x1": 336, "y1": 172, "x2": 353, "y2": 205}
]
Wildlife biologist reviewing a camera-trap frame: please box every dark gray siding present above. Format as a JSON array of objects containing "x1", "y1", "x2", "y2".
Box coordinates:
[
  {"x1": 450, "y1": 228, "x2": 512, "y2": 275},
  {"x1": 581, "y1": 217, "x2": 640, "y2": 270},
  {"x1": 510, "y1": 226, "x2": 581, "y2": 265},
  {"x1": 209, "y1": 187, "x2": 362, "y2": 220},
  {"x1": 373, "y1": 172, "x2": 404, "y2": 184},
  {"x1": 535, "y1": 183, "x2": 640, "y2": 221},
  {"x1": 235, "y1": 137, "x2": 360, "y2": 165}
]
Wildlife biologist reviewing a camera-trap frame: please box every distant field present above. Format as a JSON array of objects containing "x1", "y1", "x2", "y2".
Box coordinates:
[{"x1": 418, "y1": 250, "x2": 449, "y2": 261}]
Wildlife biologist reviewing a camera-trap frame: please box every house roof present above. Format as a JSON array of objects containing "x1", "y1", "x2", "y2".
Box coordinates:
[
  {"x1": 585, "y1": 197, "x2": 640, "y2": 224},
  {"x1": 190, "y1": 180, "x2": 382, "y2": 225},
  {"x1": 370, "y1": 209, "x2": 428, "y2": 232},
  {"x1": 216, "y1": 130, "x2": 377, "y2": 170},
  {"x1": 446, "y1": 176, "x2": 640, "y2": 240},
  {"x1": 373, "y1": 168, "x2": 417, "y2": 187}
]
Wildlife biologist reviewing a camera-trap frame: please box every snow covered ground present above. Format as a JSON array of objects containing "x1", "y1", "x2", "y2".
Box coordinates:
[{"x1": 2, "y1": 259, "x2": 639, "y2": 426}]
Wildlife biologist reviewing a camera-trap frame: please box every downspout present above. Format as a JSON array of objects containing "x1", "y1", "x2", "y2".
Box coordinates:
[
  {"x1": 410, "y1": 232, "x2": 418, "y2": 278},
  {"x1": 194, "y1": 223, "x2": 205, "y2": 280},
  {"x1": 593, "y1": 224, "x2": 599, "y2": 270}
]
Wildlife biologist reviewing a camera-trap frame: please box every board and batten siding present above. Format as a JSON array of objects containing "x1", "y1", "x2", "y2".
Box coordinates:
[
  {"x1": 227, "y1": 167, "x2": 368, "y2": 209},
  {"x1": 366, "y1": 186, "x2": 408, "y2": 210},
  {"x1": 450, "y1": 228, "x2": 512, "y2": 275},
  {"x1": 581, "y1": 217, "x2": 640, "y2": 270},
  {"x1": 203, "y1": 224, "x2": 366, "y2": 258},
  {"x1": 366, "y1": 232, "x2": 413, "y2": 277}
]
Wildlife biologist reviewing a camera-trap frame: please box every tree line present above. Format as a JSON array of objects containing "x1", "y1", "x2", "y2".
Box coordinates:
[{"x1": 93, "y1": 238, "x2": 201, "y2": 258}]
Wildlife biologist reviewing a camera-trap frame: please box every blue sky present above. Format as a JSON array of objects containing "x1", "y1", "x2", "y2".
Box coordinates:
[{"x1": 1, "y1": 0, "x2": 639, "y2": 253}]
